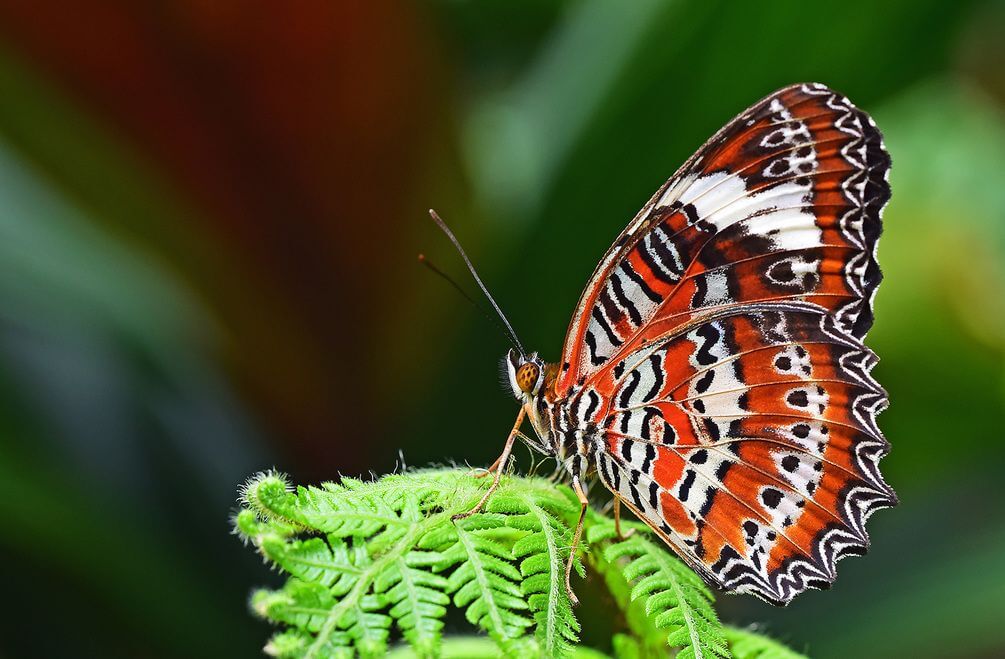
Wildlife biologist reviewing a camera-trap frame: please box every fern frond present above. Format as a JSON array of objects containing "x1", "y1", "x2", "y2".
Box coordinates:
[
  {"x1": 253, "y1": 578, "x2": 337, "y2": 635},
  {"x1": 240, "y1": 471, "x2": 304, "y2": 531},
  {"x1": 264, "y1": 629, "x2": 348, "y2": 659},
  {"x1": 498, "y1": 484, "x2": 581, "y2": 655},
  {"x1": 725, "y1": 626, "x2": 808, "y2": 659},
  {"x1": 438, "y1": 513, "x2": 535, "y2": 653},
  {"x1": 341, "y1": 594, "x2": 391, "y2": 658},
  {"x1": 374, "y1": 553, "x2": 449, "y2": 656},
  {"x1": 593, "y1": 522, "x2": 729, "y2": 659},
  {"x1": 236, "y1": 469, "x2": 808, "y2": 658}
]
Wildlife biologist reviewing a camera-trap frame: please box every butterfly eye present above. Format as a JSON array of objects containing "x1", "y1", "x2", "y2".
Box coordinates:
[{"x1": 515, "y1": 363, "x2": 540, "y2": 394}]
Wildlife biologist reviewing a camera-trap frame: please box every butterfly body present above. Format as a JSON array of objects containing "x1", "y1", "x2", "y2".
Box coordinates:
[{"x1": 491, "y1": 82, "x2": 895, "y2": 606}]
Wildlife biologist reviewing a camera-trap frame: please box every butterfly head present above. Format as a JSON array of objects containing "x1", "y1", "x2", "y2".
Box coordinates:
[{"x1": 505, "y1": 349, "x2": 547, "y2": 401}]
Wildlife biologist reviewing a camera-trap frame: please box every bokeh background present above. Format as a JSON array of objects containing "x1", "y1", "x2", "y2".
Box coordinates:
[{"x1": 0, "y1": 2, "x2": 1003, "y2": 657}]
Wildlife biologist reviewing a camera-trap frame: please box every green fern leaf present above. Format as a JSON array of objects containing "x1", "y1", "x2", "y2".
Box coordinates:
[
  {"x1": 725, "y1": 626, "x2": 808, "y2": 659},
  {"x1": 253, "y1": 579, "x2": 337, "y2": 635},
  {"x1": 264, "y1": 629, "x2": 350, "y2": 659},
  {"x1": 597, "y1": 524, "x2": 729, "y2": 659},
  {"x1": 260, "y1": 536, "x2": 362, "y2": 594},
  {"x1": 340, "y1": 594, "x2": 391, "y2": 658},
  {"x1": 438, "y1": 513, "x2": 534, "y2": 650},
  {"x1": 504, "y1": 485, "x2": 582, "y2": 655},
  {"x1": 374, "y1": 554, "x2": 450, "y2": 657},
  {"x1": 236, "y1": 469, "x2": 808, "y2": 658}
]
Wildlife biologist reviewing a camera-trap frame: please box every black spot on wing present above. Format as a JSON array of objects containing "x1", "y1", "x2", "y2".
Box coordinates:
[
  {"x1": 619, "y1": 261, "x2": 661, "y2": 304},
  {"x1": 629, "y1": 482, "x2": 645, "y2": 511},
  {"x1": 699, "y1": 486, "x2": 717, "y2": 517},
  {"x1": 591, "y1": 306, "x2": 622, "y2": 349},
  {"x1": 761, "y1": 488, "x2": 783, "y2": 509},
  {"x1": 618, "y1": 370, "x2": 641, "y2": 408},
  {"x1": 716, "y1": 460, "x2": 734, "y2": 481},
  {"x1": 692, "y1": 271, "x2": 710, "y2": 307},
  {"x1": 678, "y1": 469, "x2": 696, "y2": 502},
  {"x1": 641, "y1": 353, "x2": 664, "y2": 401},
  {"x1": 585, "y1": 331, "x2": 606, "y2": 367},
  {"x1": 598, "y1": 455, "x2": 617, "y2": 494},
  {"x1": 648, "y1": 480, "x2": 659, "y2": 508},
  {"x1": 695, "y1": 369, "x2": 715, "y2": 394},
  {"x1": 640, "y1": 406, "x2": 661, "y2": 441},
  {"x1": 619, "y1": 410, "x2": 631, "y2": 434},
  {"x1": 787, "y1": 390, "x2": 809, "y2": 408},
  {"x1": 694, "y1": 324, "x2": 721, "y2": 366},
  {"x1": 641, "y1": 444, "x2": 656, "y2": 473},
  {"x1": 611, "y1": 273, "x2": 642, "y2": 326},
  {"x1": 702, "y1": 418, "x2": 720, "y2": 442}
]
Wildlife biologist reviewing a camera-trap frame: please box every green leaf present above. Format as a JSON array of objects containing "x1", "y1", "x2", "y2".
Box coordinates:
[
  {"x1": 725, "y1": 626, "x2": 808, "y2": 659},
  {"x1": 507, "y1": 486, "x2": 581, "y2": 655},
  {"x1": 236, "y1": 468, "x2": 805, "y2": 658},
  {"x1": 600, "y1": 524, "x2": 729, "y2": 659}
]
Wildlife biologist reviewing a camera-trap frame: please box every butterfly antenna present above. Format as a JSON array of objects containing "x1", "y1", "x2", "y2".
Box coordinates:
[
  {"x1": 418, "y1": 253, "x2": 515, "y2": 347},
  {"x1": 425, "y1": 209, "x2": 526, "y2": 355}
]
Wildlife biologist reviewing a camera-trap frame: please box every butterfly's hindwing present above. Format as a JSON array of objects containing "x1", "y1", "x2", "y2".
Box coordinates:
[{"x1": 588, "y1": 307, "x2": 894, "y2": 604}]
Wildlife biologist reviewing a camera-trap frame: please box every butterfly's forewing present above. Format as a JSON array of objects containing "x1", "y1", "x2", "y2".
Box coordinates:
[
  {"x1": 557, "y1": 83, "x2": 888, "y2": 389},
  {"x1": 559, "y1": 84, "x2": 895, "y2": 604}
]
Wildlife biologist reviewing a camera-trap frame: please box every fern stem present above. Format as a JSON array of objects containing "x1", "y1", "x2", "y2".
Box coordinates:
[
  {"x1": 521, "y1": 496, "x2": 565, "y2": 655},
  {"x1": 661, "y1": 550, "x2": 704, "y2": 657},
  {"x1": 394, "y1": 554, "x2": 439, "y2": 652}
]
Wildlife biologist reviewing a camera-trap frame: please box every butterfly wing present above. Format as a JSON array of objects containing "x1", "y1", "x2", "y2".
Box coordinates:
[
  {"x1": 592, "y1": 304, "x2": 894, "y2": 604},
  {"x1": 559, "y1": 83, "x2": 895, "y2": 604},
  {"x1": 556, "y1": 83, "x2": 888, "y2": 391}
]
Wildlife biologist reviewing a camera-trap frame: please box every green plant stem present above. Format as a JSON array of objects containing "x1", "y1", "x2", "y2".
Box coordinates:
[{"x1": 518, "y1": 493, "x2": 566, "y2": 654}]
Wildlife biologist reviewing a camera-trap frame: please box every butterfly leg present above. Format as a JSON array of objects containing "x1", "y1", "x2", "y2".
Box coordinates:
[
  {"x1": 564, "y1": 475, "x2": 589, "y2": 606},
  {"x1": 613, "y1": 498, "x2": 635, "y2": 540},
  {"x1": 472, "y1": 454, "x2": 504, "y2": 479},
  {"x1": 453, "y1": 407, "x2": 526, "y2": 520},
  {"x1": 474, "y1": 430, "x2": 540, "y2": 478}
]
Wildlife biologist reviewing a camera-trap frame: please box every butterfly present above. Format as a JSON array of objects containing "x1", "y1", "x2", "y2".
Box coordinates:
[{"x1": 446, "y1": 82, "x2": 897, "y2": 606}]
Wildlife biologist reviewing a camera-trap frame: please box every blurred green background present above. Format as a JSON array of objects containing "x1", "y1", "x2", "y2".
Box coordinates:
[{"x1": 0, "y1": 1, "x2": 1003, "y2": 657}]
